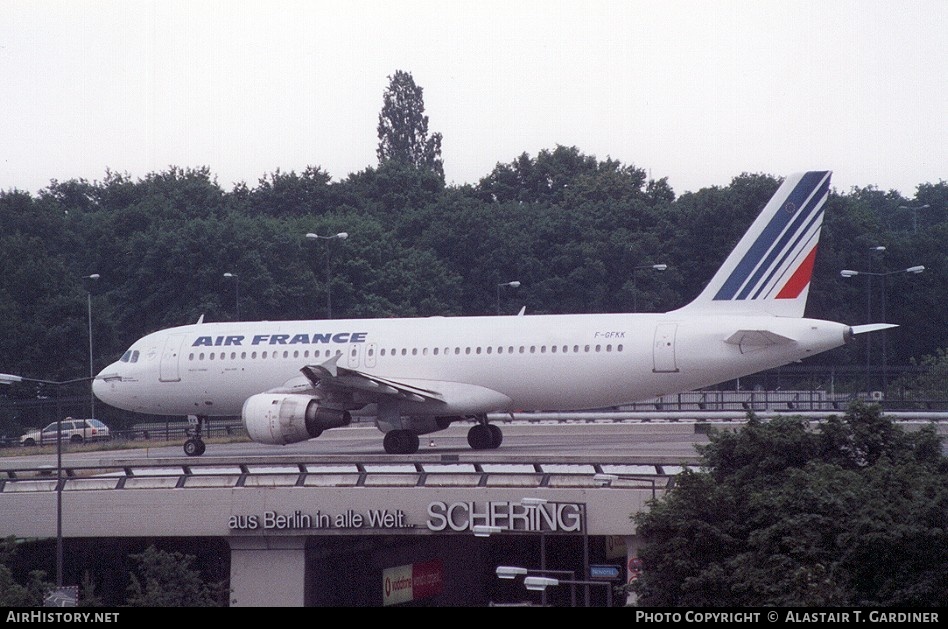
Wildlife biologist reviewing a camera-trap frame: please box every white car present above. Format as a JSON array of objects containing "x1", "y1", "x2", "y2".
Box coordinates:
[{"x1": 20, "y1": 418, "x2": 111, "y2": 447}]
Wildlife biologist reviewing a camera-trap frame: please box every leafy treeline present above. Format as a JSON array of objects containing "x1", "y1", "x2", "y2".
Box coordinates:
[
  {"x1": 0, "y1": 72, "x2": 945, "y2": 390},
  {"x1": 1, "y1": 151, "x2": 944, "y2": 384}
]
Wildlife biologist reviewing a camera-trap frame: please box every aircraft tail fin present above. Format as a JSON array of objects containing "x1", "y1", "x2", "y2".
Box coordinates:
[{"x1": 676, "y1": 171, "x2": 832, "y2": 318}]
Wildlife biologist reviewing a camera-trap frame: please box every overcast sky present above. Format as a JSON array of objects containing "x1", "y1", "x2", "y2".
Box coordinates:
[{"x1": 1, "y1": 0, "x2": 945, "y2": 198}]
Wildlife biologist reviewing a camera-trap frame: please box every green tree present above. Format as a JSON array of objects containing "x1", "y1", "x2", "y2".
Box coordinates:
[
  {"x1": 376, "y1": 70, "x2": 444, "y2": 179},
  {"x1": 126, "y1": 545, "x2": 228, "y2": 607},
  {"x1": 0, "y1": 537, "x2": 55, "y2": 607},
  {"x1": 631, "y1": 404, "x2": 948, "y2": 606}
]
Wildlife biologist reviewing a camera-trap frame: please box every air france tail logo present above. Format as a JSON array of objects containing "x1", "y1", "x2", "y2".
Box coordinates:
[
  {"x1": 714, "y1": 171, "x2": 830, "y2": 302},
  {"x1": 192, "y1": 332, "x2": 368, "y2": 347}
]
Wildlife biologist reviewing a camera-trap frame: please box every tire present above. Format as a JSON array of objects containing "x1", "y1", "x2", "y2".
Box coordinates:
[
  {"x1": 70, "y1": 434, "x2": 83, "y2": 444},
  {"x1": 22, "y1": 438, "x2": 35, "y2": 448},
  {"x1": 487, "y1": 424, "x2": 503, "y2": 448},
  {"x1": 184, "y1": 438, "x2": 203, "y2": 457}
]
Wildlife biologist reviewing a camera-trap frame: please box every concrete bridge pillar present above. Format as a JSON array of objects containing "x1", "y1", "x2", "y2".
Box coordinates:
[{"x1": 229, "y1": 536, "x2": 309, "y2": 606}]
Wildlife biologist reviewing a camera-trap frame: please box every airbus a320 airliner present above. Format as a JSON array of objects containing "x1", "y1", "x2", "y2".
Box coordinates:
[{"x1": 93, "y1": 171, "x2": 891, "y2": 456}]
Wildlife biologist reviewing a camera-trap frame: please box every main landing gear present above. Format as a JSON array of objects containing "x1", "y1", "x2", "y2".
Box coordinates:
[
  {"x1": 380, "y1": 416, "x2": 503, "y2": 455},
  {"x1": 184, "y1": 415, "x2": 207, "y2": 457},
  {"x1": 467, "y1": 417, "x2": 503, "y2": 450}
]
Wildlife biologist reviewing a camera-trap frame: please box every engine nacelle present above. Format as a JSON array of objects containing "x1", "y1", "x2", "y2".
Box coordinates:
[{"x1": 242, "y1": 394, "x2": 351, "y2": 445}]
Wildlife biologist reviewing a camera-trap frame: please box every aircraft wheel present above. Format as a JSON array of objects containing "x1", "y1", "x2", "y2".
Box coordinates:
[
  {"x1": 184, "y1": 438, "x2": 205, "y2": 457},
  {"x1": 487, "y1": 424, "x2": 503, "y2": 449},
  {"x1": 467, "y1": 424, "x2": 493, "y2": 450},
  {"x1": 401, "y1": 431, "x2": 419, "y2": 454},
  {"x1": 383, "y1": 430, "x2": 419, "y2": 454}
]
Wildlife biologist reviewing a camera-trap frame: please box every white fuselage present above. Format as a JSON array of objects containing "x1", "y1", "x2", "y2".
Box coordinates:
[{"x1": 93, "y1": 311, "x2": 850, "y2": 418}]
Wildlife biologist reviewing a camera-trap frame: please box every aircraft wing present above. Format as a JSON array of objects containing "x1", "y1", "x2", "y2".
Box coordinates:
[{"x1": 299, "y1": 356, "x2": 445, "y2": 405}]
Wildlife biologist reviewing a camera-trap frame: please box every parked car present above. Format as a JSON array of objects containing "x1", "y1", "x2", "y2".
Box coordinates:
[{"x1": 20, "y1": 418, "x2": 111, "y2": 447}]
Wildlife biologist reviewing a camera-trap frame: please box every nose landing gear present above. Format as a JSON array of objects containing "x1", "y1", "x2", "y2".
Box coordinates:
[{"x1": 184, "y1": 415, "x2": 207, "y2": 456}]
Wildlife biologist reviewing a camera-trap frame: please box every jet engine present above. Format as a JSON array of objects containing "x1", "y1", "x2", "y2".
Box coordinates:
[{"x1": 242, "y1": 393, "x2": 351, "y2": 445}]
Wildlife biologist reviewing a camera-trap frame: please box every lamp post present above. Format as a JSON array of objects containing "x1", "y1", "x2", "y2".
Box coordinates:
[
  {"x1": 496, "y1": 566, "x2": 578, "y2": 607},
  {"x1": 523, "y1": 576, "x2": 613, "y2": 608},
  {"x1": 223, "y1": 273, "x2": 240, "y2": 320},
  {"x1": 306, "y1": 232, "x2": 348, "y2": 319},
  {"x1": 84, "y1": 274, "x2": 99, "y2": 424},
  {"x1": 897, "y1": 203, "x2": 930, "y2": 233},
  {"x1": 840, "y1": 265, "x2": 925, "y2": 391},
  {"x1": 632, "y1": 264, "x2": 667, "y2": 312},
  {"x1": 0, "y1": 373, "x2": 103, "y2": 591},
  {"x1": 496, "y1": 281, "x2": 521, "y2": 315}
]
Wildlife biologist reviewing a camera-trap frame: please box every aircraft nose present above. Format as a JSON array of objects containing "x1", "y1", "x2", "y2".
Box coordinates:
[{"x1": 93, "y1": 365, "x2": 121, "y2": 402}]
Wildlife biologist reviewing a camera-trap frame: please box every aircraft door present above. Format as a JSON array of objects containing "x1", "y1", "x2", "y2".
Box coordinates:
[
  {"x1": 159, "y1": 333, "x2": 187, "y2": 382},
  {"x1": 652, "y1": 323, "x2": 679, "y2": 373}
]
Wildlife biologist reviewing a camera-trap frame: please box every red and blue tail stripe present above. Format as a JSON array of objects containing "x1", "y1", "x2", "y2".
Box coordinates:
[
  {"x1": 675, "y1": 170, "x2": 832, "y2": 317},
  {"x1": 713, "y1": 171, "x2": 830, "y2": 302}
]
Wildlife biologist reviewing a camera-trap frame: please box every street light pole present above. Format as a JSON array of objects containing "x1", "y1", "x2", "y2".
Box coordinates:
[
  {"x1": 223, "y1": 273, "x2": 240, "y2": 320},
  {"x1": 632, "y1": 264, "x2": 667, "y2": 312},
  {"x1": 0, "y1": 373, "x2": 105, "y2": 591},
  {"x1": 496, "y1": 281, "x2": 521, "y2": 315},
  {"x1": 840, "y1": 264, "x2": 925, "y2": 393},
  {"x1": 85, "y1": 274, "x2": 99, "y2": 421},
  {"x1": 897, "y1": 203, "x2": 930, "y2": 233},
  {"x1": 306, "y1": 232, "x2": 348, "y2": 319}
]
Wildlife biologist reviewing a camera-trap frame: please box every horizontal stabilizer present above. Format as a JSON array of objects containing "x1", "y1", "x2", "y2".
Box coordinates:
[
  {"x1": 725, "y1": 329, "x2": 796, "y2": 347},
  {"x1": 850, "y1": 323, "x2": 898, "y2": 335}
]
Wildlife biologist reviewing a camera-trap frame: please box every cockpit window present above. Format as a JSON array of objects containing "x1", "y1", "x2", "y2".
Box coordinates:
[{"x1": 120, "y1": 349, "x2": 141, "y2": 363}]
